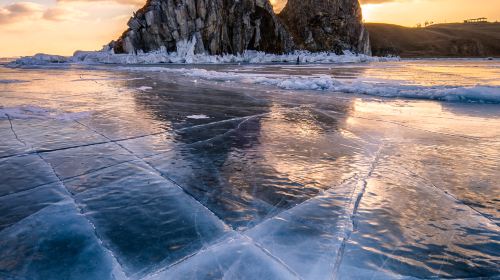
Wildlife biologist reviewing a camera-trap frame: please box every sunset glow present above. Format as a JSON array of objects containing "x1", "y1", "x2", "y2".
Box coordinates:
[{"x1": 0, "y1": 0, "x2": 499, "y2": 56}]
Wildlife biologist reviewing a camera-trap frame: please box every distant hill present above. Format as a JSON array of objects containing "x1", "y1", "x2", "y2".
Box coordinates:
[{"x1": 365, "y1": 22, "x2": 500, "y2": 57}]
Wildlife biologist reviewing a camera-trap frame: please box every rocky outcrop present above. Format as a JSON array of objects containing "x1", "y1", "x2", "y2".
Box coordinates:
[
  {"x1": 278, "y1": 0, "x2": 370, "y2": 54},
  {"x1": 113, "y1": 0, "x2": 370, "y2": 55},
  {"x1": 113, "y1": 0, "x2": 294, "y2": 55}
]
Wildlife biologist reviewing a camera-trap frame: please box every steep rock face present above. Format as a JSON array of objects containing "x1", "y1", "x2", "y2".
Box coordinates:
[
  {"x1": 278, "y1": 0, "x2": 370, "y2": 54},
  {"x1": 113, "y1": 0, "x2": 294, "y2": 55}
]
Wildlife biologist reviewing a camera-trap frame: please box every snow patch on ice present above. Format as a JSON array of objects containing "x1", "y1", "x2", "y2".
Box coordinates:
[
  {"x1": 186, "y1": 114, "x2": 210, "y2": 119},
  {"x1": 0, "y1": 105, "x2": 92, "y2": 120},
  {"x1": 137, "y1": 86, "x2": 153, "y2": 91}
]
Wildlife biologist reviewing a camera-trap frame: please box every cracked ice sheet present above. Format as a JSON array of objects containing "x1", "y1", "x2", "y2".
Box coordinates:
[
  {"x1": 0, "y1": 202, "x2": 123, "y2": 280},
  {"x1": 39, "y1": 142, "x2": 137, "y2": 180},
  {"x1": 0, "y1": 154, "x2": 60, "y2": 196},
  {"x1": 9, "y1": 118, "x2": 107, "y2": 152},
  {"x1": 0, "y1": 182, "x2": 67, "y2": 231},
  {"x1": 0, "y1": 121, "x2": 30, "y2": 157},
  {"x1": 335, "y1": 152, "x2": 500, "y2": 279},
  {"x1": 65, "y1": 160, "x2": 232, "y2": 278},
  {"x1": 143, "y1": 108, "x2": 373, "y2": 230},
  {"x1": 246, "y1": 179, "x2": 360, "y2": 280},
  {"x1": 145, "y1": 237, "x2": 298, "y2": 280}
]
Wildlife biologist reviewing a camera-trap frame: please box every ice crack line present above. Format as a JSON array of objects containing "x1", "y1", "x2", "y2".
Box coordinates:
[
  {"x1": 5, "y1": 114, "x2": 27, "y2": 147},
  {"x1": 331, "y1": 144, "x2": 384, "y2": 280},
  {"x1": 0, "y1": 113, "x2": 271, "y2": 161},
  {"x1": 75, "y1": 113, "x2": 309, "y2": 280},
  {"x1": 3, "y1": 115, "x2": 128, "y2": 279},
  {"x1": 37, "y1": 153, "x2": 129, "y2": 279},
  {"x1": 386, "y1": 165, "x2": 499, "y2": 229},
  {"x1": 73, "y1": 119, "x2": 232, "y2": 231}
]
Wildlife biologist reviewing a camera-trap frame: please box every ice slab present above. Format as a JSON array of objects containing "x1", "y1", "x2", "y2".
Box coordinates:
[
  {"x1": 67, "y1": 162, "x2": 231, "y2": 277},
  {"x1": 246, "y1": 180, "x2": 357, "y2": 279},
  {"x1": 0, "y1": 202, "x2": 121, "y2": 280},
  {"x1": 40, "y1": 142, "x2": 136, "y2": 180},
  {"x1": 0, "y1": 120, "x2": 30, "y2": 157},
  {"x1": 117, "y1": 132, "x2": 176, "y2": 158},
  {"x1": 10, "y1": 118, "x2": 107, "y2": 152},
  {"x1": 0, "y1": 154, "x2": 60, "y2": 196},
  {"x1": 0, "y1": 182, "x2": 67, "y2": 231},
  {"x1": 146, "y1": 237, "x2": 299, "y2": 280},
  {"x1": 335, "y1": 160, "x2": 500, "y2": 278}
]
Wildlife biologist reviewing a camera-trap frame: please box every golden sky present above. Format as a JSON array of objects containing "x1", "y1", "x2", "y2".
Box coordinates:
[{"x1": 1, "y1": 0, "x2": 499, "y2": 56}]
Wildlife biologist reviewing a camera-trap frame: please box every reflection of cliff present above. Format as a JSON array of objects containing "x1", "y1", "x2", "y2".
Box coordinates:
[
  {"x1": 367, "y1": 23, "x2": 500, "y2": 57},
  {"x1": 127, "y1": 76, "x2": 363, "y2": 228},
  {"x1": 128, "y1": 75, "x2": 270, "y2": 149}
]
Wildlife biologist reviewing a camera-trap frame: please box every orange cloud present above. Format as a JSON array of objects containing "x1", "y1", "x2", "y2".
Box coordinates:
[
  {"x1": 57, "y1": 0, "x2": 144, "y2": 6},
  {"x1": 0, "y1": 2, "x2": 44, "y2": 25},
  {"x1": 43, "y1": 7, "x2": 88, "y2": 21}
]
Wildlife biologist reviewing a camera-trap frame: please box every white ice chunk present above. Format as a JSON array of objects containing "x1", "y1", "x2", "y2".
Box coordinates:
[
  {"x1": 137, "y1": 86, "x2": 153, "y2": 91},
  {"x1": 186, "y1": 114, "x2": 210, "y2": 119}
]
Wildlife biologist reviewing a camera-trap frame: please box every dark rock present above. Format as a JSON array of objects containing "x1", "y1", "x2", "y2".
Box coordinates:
[
  {"x1": 114, "y1": 0, "x2": 294, "y2": 55},
  {"x1": 113, "y1": 0, "x2": 370, "y2": 55},
  {"x1": 278, "y1": 0, "x2": 370, "y2": 54}
]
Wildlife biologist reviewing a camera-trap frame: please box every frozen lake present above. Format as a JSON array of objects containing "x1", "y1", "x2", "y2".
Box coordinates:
[{"x1": 0, "y1": 59, "x2": 499, "y2": 279}]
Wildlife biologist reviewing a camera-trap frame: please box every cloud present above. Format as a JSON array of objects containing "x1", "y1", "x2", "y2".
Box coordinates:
[
  {"x1": 58, "y1": 0, "x2": 144, "y2": 6},
  {"x1": 0, "y1": 2, "x2": 44, "y2": 25},
  {"x1": 43, "y1": 7, "x2": 87, "y2": 21},
  {"x1": 0, "y1": 2, "x2": 92, "y2": 25},
  {"x1": 359, "y1": 0, "x2": 410, "y2": 4}
]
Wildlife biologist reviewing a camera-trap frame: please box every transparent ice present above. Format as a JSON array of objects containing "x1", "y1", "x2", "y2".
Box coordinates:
[{"x1": 0, "y1": 59, "x2": 499, "y2": 279}]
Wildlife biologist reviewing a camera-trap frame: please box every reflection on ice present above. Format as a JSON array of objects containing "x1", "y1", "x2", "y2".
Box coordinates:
[{"x1": 0, "y1": 61, "x2": 499, "y2": 279}]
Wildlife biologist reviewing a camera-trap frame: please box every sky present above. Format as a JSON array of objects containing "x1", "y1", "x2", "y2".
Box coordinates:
[{"x1": 0, "y1": 0, "x2": 499, "y2": 56}]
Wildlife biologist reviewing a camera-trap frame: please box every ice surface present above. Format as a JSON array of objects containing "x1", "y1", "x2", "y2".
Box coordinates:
[
  {"x1": 0, "y1": 105, "x2": 91, "y2": 120},
  {"x1": 1, "y1": 61, "x2": 499, "y2": 279},
  {"x1": 145, "y1": 237, "x2": 298, "y2": 280},
  {"x1": 67, "y1": 161, "x2": 231, "y2": 277},
  {"x1": 0, "y1": 202, "x2": 123, "y2": 280},
  {"x1": 0, "y1": 182, "x2": 67, "y2": 231},
  {"x1": 0, "y1": 154, "x2": 60, "y2": 196}
]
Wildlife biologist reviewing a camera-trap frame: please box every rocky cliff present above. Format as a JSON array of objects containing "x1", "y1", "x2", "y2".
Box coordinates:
[
  {"x1": 113, "y1": 0, "x2": 294, "y2": 55},
  {"x1": 278, "y1": 0, "x2": 370, "y2": 54},
  {"x1": 113, "y1": 0, "x2": 370, "y2": 55}
]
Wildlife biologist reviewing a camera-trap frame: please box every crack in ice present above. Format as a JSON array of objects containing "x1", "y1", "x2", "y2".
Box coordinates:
[{"x1": 332, "y1": 144, "x2": 384, "y2": 279}]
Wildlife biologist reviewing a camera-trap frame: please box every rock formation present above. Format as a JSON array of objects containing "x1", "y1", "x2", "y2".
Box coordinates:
[
  {"x1": 278, "y1": 0, "x2": 370, "y2": 54},
  {"x1": 113, "y1": 0, "x2": 370, "y2": 55},
  {"x1": 113, "y1": 0, "x2": 294, "y2": 55}
]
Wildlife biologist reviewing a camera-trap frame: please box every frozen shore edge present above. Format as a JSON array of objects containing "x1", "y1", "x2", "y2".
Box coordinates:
[
  {"x1": 5, "y1": 48, "x2": 500, "y2": 104},
  {"x1": 7, "y1": 47, "x2": 398, "y2": 66}
]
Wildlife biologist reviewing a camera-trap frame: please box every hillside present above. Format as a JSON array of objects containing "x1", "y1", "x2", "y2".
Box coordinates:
[{"x1": 366, "y1": 22, "x2": 500, "y2": 57}]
